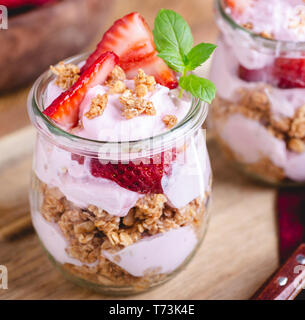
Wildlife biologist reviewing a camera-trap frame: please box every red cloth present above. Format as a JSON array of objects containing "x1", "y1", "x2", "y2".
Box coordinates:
[{"x1": 277, "y1": 188, "x2": 305, "y2": 263}]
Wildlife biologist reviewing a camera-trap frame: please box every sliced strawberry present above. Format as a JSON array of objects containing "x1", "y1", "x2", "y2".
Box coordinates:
[
  {"x1": 81, "y1": 12, "x2": 178, "y2": 89},
  {"x1": 274, "y1": 58, "x2": 305, "y2": 89},
  {"x1": 238, "y1": 58, "x2": 305, "y2": 89},
  {"x1": 43, "y1": 51, "x2": 118, "y2": 128},
  {"x1": 124, "y1": 52, "x2": 178, "y2": 89},
  {"x1": 89, "y1": 149, "x2": 176, "y2": 194},
  {"x1": 82, "y1": 12, "x2": 155, "y2": 72}
]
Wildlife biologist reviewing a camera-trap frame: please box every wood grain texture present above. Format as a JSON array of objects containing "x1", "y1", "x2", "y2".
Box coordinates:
[{"x1": 0, "y1": 127, "x2": 279, "y2": 300}]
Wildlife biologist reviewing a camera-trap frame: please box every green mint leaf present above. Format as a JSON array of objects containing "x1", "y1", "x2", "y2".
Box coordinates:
[
  {"x1": 179, "y1": 74, "x2": 216, "y2": 104},
  {"x1": 157, "y1": 50, "x2": 185, "y2": 73},
  {"x1": 153, "y1": 9, "x2": 193, "y2": 70},
  {"x1": 185, "y1": 43, "x2": 217, "y2": 71}
]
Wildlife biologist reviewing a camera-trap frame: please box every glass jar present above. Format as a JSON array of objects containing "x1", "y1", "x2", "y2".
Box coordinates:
[
  {"x1": 27, "y1": 53, "x2": 212, "y2": 295},
  {"x1": 210, "y1": 0, "x2": 305, "y2": 185}
]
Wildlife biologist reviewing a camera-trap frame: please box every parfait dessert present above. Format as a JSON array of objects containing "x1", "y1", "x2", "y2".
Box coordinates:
[
  {"x1": 210, "y1": 0, "x2": 305, "y2": 184},
  {"x1": 27, "y1": 10, "x2": 216, "y2": 294}
]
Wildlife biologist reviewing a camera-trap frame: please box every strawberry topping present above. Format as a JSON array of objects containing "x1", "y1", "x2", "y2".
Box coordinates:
[
  {"x1": 89, "y1": 150, "x2": 176, "y2": 194},
  {"x1": 81, "y1": 12, "x2": 178, "y2": 89},
  {"x1": 43, "y1": 51, "x2": 118, "y2": 128}
]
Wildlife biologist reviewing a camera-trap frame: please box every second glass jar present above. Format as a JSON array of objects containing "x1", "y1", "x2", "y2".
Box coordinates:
[{"x1": 210, "y1": 0, "x2": 305, "y2": 185}]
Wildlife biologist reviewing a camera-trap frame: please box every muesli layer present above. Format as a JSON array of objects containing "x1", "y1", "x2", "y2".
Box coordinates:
[{"x1": 34, "y1": 178, "x2": 208, "y2": 290}]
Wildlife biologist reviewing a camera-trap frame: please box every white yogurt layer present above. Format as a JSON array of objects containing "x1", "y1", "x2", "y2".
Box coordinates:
[
  {"x1": 102, "y1": 226, "x2": 198, "y2": 277},
  {"x1": 34, "y1": 136, "x2": 143, "y2": 216},
  {"x1": 32, "y1": 210, "x2": 97, "y2": 267},
  {"x1": 226, "y1": 0, "x2": 305, "y2": 42},
  {"x1": 34, "y1": 131, "x2": 208, "y2": 215}
]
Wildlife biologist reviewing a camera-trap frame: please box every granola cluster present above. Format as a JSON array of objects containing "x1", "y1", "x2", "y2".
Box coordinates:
[
  {"x1": 119, "y1": 69, "x2": 157, "y2": 119},
  {"x1": 39, "y1": 180, "x2": 207, "y2": 288},
  {"x1": 163, "y1": 115, "x2": 178, "y2": 129},
  {"x1": 120, "y1": 89, "x2": 156, "y2": 119},
  {"x1": 50, "y1": 62, "x2": 80, "y2": 90},
  {"x1": 84, "y1": 94, "x2": 108, "y2": 119},
  {"x1": 106, "y1": 65, "x2": 127, "y2": 94}
]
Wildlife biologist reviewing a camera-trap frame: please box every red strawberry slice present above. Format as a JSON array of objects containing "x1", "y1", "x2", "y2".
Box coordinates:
[
  {"x1": 89, "y1": 149, "x2": 176, "y2": 194},
  {"x1": 123, "y1": 52, "x2": 179, "y2": 90},
  {"x1": 43, "y1": 51, "x2": 118, "y2": 128},
  {"x1": 238, "y1": 58, "x2": 305, "y2": 89},
  {"x1": 274, "y1": 58, "x2": 305, "y2": 89},
  {"x1": 238, "y1": 64, "x2": 273, "y2": 84},
  {"x1": 1, "y1": 0, "x2": 55, "y2": 8},
  {"x1": 82, "y1": 12, "x2": 155, "y2": 72},
  {"x1": 81, "y1": 12, "x2": 178, "y2": 89}
]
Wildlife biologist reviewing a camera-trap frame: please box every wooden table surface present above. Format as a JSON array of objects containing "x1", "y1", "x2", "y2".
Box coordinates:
[{"x1": 0, "y1": 0, "x2": 280, "y2": 300}]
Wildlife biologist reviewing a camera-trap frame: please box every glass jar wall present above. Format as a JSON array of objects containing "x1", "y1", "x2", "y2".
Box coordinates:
[{"x1": 27, "y1": 54, "x2": 212, "y2": 295}]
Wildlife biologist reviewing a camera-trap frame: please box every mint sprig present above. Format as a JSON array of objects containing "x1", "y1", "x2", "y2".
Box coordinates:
[{"x1": 153, "y1": 9, "x2": 217, "y2": 103}]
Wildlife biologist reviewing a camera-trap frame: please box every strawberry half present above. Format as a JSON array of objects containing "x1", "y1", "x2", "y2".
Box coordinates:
[
  {"x1": 81, "y1": 12, "x2": 178, "y2": 89},
  {"x1": 89, "y1": 150, "x2": 176, "y2": 194},
  {"x1": 43, "y1": 51, "x2": 118, "y2": 128}
]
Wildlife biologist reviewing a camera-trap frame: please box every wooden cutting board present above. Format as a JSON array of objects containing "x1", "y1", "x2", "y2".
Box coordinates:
[{"x1": 0, "y1": 126, "x2": 279, "y2": 300}]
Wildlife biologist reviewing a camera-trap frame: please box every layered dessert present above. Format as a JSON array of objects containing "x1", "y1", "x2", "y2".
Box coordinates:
[
  {"x1": 210, "y1": 0, "x2": 305, "y2": 184},
  {"x1": 28, "y1": 11, "x2": 214, "y2": 293}
]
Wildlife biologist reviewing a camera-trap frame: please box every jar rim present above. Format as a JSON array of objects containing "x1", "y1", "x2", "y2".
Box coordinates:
[
  {"x1": 27, "y1": 52, "x2": 208, "y2": 157},
  {"x1": 216, "y1": 0, "x2": 305, "y2": 51}
]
